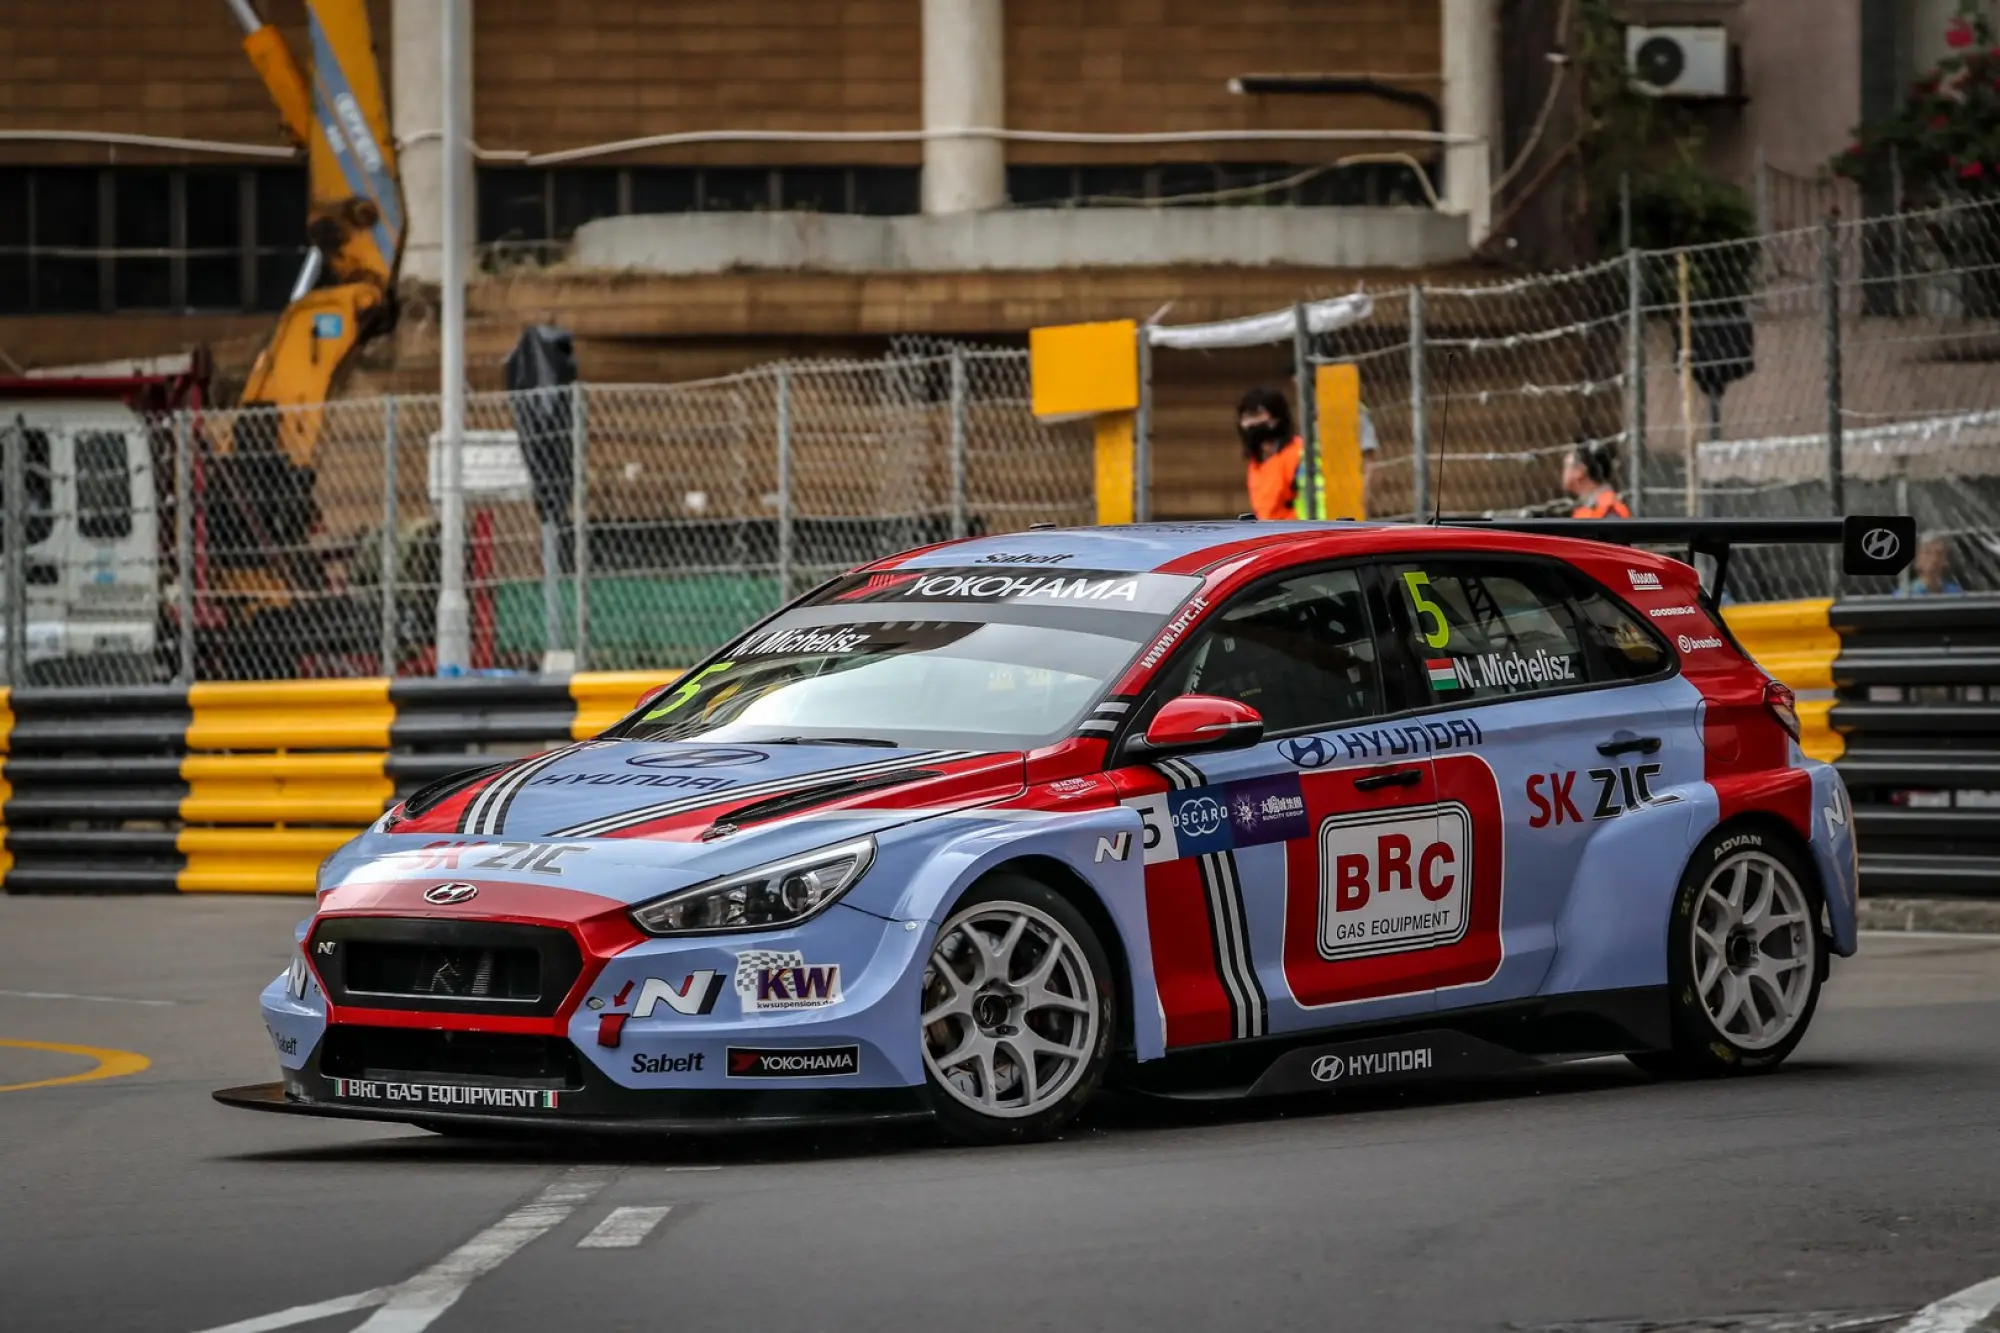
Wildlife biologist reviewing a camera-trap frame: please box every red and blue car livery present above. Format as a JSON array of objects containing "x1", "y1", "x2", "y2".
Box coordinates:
[{"x1": 217, "y1": 516, "x2": 1911, "y2": 1142}]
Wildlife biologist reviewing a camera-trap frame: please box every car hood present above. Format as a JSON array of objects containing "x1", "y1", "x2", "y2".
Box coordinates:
[{"x1": 318, "y1": 739, "x2": 1024, "y2": 909}]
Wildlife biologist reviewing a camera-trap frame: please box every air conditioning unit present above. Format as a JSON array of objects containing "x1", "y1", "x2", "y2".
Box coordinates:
[{"x1": 1626, "y1": 25, "x2": 1730, "y2": 98}]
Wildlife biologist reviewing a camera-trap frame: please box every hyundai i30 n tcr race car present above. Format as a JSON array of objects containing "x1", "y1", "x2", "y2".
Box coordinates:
[{"x1": 217, "y1": 516, "x2": 1913, "y2": 1143}]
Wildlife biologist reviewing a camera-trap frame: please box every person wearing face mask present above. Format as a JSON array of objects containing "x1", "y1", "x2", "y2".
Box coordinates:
[
  {"x1": 1239, "y1": 386, "x2": 1325, "y2": 520},
  {"x1": 1563, "y1": 439, "x2": 1629, "y2": 518}
]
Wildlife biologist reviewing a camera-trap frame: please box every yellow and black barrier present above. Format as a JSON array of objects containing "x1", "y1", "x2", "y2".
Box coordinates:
[{"x1": 0, "y1": 671, "x2": 666, "y2": 895}]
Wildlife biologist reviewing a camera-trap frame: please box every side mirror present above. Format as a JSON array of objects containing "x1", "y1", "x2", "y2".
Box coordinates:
[{"x1": 1131, "y1": 694, "x2": 1264, "y2": 758}]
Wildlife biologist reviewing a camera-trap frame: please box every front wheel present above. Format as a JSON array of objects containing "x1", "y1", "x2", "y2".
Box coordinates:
[
  {"x1": 919, "y1": 875, "x2": 1116, "y2": 1145},
  {"x1": 1632, "y1": 826, "x2": 1825, "y2": 1078}
]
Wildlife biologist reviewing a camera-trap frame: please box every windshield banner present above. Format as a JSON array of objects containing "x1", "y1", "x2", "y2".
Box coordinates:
[{"x1": 823, "y1": 568, "x2": 1197, "y2": 615}]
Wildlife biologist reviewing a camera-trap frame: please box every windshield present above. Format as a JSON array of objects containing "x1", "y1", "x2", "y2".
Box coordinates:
[{"x1": 614, "y1": 566, "x2": 1202, "y2": 751}]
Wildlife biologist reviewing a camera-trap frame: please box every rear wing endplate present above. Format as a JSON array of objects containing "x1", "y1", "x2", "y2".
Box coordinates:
[{"x1": 1442, "y1": 515, "x2": 1917, "y2": 600}]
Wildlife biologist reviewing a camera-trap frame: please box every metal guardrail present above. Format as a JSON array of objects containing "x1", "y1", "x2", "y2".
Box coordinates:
[{"x1": 1827, "y1": 594, "x2": 2000, "y2": 897}]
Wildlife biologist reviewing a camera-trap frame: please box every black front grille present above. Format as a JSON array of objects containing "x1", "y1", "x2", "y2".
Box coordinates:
[
  {"x1": 344, "y1": 943, "x2": 541, "y2": 1002},
  {"x1": 312, "y1": 917, "x2": 583, "y2": 1017},
  {"x1": 320, "y1": 1025, "x2": 584, "y2": 1088}
]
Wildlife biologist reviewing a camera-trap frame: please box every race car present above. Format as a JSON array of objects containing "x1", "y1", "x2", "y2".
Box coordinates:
[{"x1": 216, "y1": 514, "x2": 1913, "y2": 1144}]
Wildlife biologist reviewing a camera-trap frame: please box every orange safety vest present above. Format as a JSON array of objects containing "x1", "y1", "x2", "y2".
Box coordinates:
[
  {"x1": 1572, "y1": 487, "x2": 1630, "y2": 519},
  {"x1": 1247, "y1": 437, "x2": 1305, "y2": 520}
]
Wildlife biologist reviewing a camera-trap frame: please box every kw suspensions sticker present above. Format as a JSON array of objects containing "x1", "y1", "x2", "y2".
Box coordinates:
[{"x1": 1280, "y1": 752, "x2": 1505, "y2": 1008}]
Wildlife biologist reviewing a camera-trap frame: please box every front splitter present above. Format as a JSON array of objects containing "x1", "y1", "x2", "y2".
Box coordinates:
[{"x1": 213, "y1": 1081, "x2": 933, "y2": 1137}]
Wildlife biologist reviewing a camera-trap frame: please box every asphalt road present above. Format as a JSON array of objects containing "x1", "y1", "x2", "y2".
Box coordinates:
[{"x1": 4, "y1": 896, "x2": 1999, "y2": 1333}]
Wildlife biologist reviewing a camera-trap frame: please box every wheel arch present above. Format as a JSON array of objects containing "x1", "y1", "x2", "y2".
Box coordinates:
[
  {"x1": 1692, "y1": 810, "x2": 1832, "y2": 976},
  {"x1": 977, "y1": 854, "x2": 1138, "y2": 1057}
]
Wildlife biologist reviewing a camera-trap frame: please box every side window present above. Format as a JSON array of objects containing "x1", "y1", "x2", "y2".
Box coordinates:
[
  {"x1": 1568, "y1": 575, "x2": 1672, "y2": 680},
  {"x1": 1387, "y1": 559, "x2": 1593, "y2": 702},
  {"x1": 76, "y1": 431, "x2": 134, "y2": 541},
  {"x1": 1152, "y1": 567, "x2": 1384, "y2": 734}
]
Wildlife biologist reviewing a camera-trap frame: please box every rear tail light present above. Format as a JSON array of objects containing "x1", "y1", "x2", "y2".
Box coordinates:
[{"x1": 1764, "y1": 679, "x2": 1801, "y2": 742}]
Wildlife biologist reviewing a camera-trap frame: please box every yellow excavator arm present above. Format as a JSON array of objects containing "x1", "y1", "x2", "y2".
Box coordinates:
[{"x1": 226, "y1": 0, "x2": 402, "y2": 466}]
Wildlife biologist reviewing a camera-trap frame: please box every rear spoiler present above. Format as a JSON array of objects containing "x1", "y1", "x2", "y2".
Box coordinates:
[{"x1": 1443, "y1": 515, "x2": 1917, "y2": 601}]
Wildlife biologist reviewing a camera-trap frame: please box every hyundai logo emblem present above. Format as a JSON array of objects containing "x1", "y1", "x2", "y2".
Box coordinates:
[
  {"x1": 424, "y1": 882, "x2": 479, "y2": 905},
  {"x1": 1860, "y1": 527, "x2": 1902, "y2": 562},
  {"x1": 1280, "y1": 736, "x2": 1334, "y2": 769},
  {"x1": 627, "y1": 747, "x2": 769, "y2": 770},
  {"x1": 1310, "y1": 1055, "x2": 1344, "y2": 1083}
]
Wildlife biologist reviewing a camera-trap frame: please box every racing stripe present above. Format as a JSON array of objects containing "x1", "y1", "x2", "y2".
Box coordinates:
[
  {"x1": 1075, "y1": 695, "x2": 1137, "y2": 738},
  {"x1": 1154, "y1": 757, "x2": 1266, "y2": 1041},
  {"x1": 548, "y1": 750, "x2": 982, "y2": 839},
  {"x1": 1152, "y1": 756, "x2": 1256, "y2": 1040},
  {"x1": 459, "y1": 743, "x2": 584, "y2": 835}
]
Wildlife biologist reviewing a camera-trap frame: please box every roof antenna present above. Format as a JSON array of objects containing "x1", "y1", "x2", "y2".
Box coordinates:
[{"x1": 1429, "y1": 349, "x2": 1456, "y2": 525}]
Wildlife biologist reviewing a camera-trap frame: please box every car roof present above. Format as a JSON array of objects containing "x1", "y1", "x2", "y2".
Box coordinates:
[
  {"x1": 882, "y1": 521, "x2": 1691, "y2": 580},
  {"x1": 889, "y1": 522, "x2": 1385, "y2": 573}
]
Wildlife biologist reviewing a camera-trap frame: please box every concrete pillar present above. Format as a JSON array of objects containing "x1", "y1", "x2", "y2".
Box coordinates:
[
  {"x1": 1441, "y1": 0, "x2": 1497, "y2": 245},
  {"x1": 393, "y1": 0, "x2": 474, "y2": 284},
  {"x1": 922, "y1": 0, "x2": 1007, "y2": 215}
]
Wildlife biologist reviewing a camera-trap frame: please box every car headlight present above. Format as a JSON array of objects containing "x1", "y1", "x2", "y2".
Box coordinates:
[{"x1": 630, "y1": 837, "x2": 877, "y2": 936}]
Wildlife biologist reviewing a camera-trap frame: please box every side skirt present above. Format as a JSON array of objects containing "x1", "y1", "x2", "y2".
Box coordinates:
[{"x1": 1118, "y1": 986, "x2": 1672, "y2": 1100}]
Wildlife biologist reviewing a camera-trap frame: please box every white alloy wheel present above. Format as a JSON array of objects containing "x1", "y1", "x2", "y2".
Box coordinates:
[
  {"x1": 921, "y1": 900, "x2": 1102, "y2": 1120},
  {"x1": 1689, "y1": 849, "x2": 1817, "y2": 1052}
]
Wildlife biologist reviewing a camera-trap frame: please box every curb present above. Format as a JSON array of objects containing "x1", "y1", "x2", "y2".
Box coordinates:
[{"x1": 1857, "y1": 897, "x2": 2000, "y2": 934}]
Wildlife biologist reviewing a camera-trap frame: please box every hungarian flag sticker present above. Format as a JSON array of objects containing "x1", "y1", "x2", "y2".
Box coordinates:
[{"x1": 1426, "y1": 658, "x2": 1463, "y2": 691}]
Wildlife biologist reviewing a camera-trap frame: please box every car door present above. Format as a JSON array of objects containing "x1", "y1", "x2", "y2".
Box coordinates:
[
  {"x1": 1108, "y1": 563, "x2": 1451, "y2": 1049},
  {"x1": 1375, "y1": 554, "x2": 1696, "y2": 1009}
]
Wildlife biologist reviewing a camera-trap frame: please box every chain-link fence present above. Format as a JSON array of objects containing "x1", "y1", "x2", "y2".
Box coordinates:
[
  {"x1": 1286, "y1": 194, "x2": 2000, "y2": 603},
  {"x1": 0, "y1": 346, "x2": 1091, "y2": 686},
  {"x1": 6, "y1": 197, "x2": 1997, "y2": 685}
]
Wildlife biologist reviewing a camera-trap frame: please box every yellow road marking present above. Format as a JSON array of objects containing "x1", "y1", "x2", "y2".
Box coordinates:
[{"x1": 0, "y1": 1038, "x2": 150, "y2": 1093}]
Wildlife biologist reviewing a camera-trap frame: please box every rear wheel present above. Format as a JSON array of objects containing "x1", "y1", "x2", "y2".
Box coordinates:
[
  {"x1": 1632, "y1": 826, "x2": 1824, "y2": 1077},
  {"x1": 919, "y1": 875, "x2": 1115, "y2": 1145}
]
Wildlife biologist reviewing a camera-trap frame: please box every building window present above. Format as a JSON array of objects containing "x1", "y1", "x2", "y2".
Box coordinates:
[
  {"x1": 475, "y1": 165, "x2": 924, "y2": 261},
  {"x1": 0, "y1": 167, "x2": 306, "y2": 316}
]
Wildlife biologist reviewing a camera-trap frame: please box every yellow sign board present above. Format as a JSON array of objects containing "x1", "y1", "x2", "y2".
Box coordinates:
[{"x1": 1029, "y1": 320, "x2": 1139, "y2": 421}]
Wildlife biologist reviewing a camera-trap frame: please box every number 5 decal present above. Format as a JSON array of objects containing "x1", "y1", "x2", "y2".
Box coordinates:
[
  {"x1": 1403, "y1": 571, "x2": 1450, "y2": 648},
  {"x1": 642, "y1": 661, "x2": 734, "y2": 721}
]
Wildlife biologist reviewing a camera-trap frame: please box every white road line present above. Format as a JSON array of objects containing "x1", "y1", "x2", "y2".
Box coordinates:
[
  {"x1": 188, "y1": 1287, "x2": 391, "y2": 1333},
  {"x1": 188, "y1": 1167, "x2": 611, "y2": 1333},
  {"x1": 576, "y1": 1205, "x2": 674, "y2": 1249},
  {"x1": 353, "y1": 1167, "x2": 611, "y2": 1333},
  {"x1": 0, "y1": 988, "x2": 176, "y2": 1006},
  {"x1": 1894, "y1": 1274, "x2": 2000, "y2": 1333}
]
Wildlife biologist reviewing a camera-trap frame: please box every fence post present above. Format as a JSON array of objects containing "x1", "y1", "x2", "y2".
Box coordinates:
[
  {"x1": 776, "y1": 366, "x2": 793, "y2": 606},
  {"x1": 1292, "y1": 302, "x2": 1318, "y2": 518},
  {"x1": 570, "y1": 382, "x2": 589, "y2": 671},
  {"x1": 1408, "y1": 285, "x2": 1429, "y2": 520},
  {"x1": 3, "y1": 415, "x2": 24, "y2": 687},
  {"x1": 379, "y1": 396, "x2": 398, "y2": 677},
  {"x1": 1890, "y1": 146, "x2": 1904, "y2": 317},
  {"x1": 1134, "y1": 329, "x2": 1153, "y2": 522},
  {"x1": 948, "y1": 347, "x2": 968, "y2": 541},
  {"x1": 1822, "y1": 212, "x2": 1846, "y2": 594},
  {"x1": 1625, "y1": 247, "x2": 1647, "y2": 518},
  {"x1": 174, "y1": 411, "x2": 195, "y2": 685}
]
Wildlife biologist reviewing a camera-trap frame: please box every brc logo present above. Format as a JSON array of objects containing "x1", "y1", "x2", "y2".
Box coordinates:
[
  {"x1": 1316, "y1": 805, "x2": 1471, "y2": 961},
  {"x1": 1328, "y1": 833, "x2": 1457, "y2": 910}
]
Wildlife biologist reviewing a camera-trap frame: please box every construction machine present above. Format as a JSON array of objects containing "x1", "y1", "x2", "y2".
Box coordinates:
[{"x1": 205, "y1": 0, "x2": 403, "y2": 675}]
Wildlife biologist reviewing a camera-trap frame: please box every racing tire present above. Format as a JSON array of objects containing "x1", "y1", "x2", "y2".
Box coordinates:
[
  {"x1": 1631, "y1": 824, "x2": 1825, "y2": 1078},
  {"x1": 919, "y1": 874, "x2": 1117, "y2": 1146}
]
